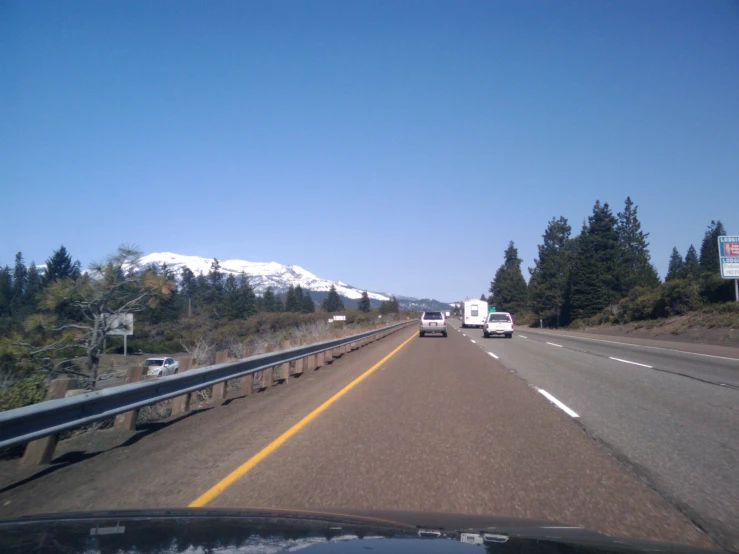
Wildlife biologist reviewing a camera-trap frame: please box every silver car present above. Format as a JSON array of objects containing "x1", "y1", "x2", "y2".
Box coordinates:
[
  {"x1": 419, "y1": 311, "x2": 447, "y2": 337},
  {"x1": 144, "y1": 357, "x2": 180, "y2": 377}
]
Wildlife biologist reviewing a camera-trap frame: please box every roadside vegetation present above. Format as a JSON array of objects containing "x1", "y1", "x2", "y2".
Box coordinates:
[
  {"x1": 482, "y1": 197, "x2": 735, "y2": 332},
  {"x1": 0, "y1": 246, "x2": 403, "y2": 411}
]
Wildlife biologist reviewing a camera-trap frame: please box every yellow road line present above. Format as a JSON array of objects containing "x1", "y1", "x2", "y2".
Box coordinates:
[{"x1": 189, "y1": 329, "x2": 418, "y2": 507}]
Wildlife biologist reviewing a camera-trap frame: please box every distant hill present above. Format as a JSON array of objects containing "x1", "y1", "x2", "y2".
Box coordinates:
[{"x1": 139, "y1": 252, "x2": 451, "y2": 311}]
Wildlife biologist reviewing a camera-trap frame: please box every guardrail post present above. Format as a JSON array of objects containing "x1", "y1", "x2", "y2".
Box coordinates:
[
  {"x1": 211, "y1": 351, "x2": 230, "y2": 402},
  {"x1": 276, "y1": 340, "x2": 291, "y2": 382},
  {"x1": 171, "y1": 356, "x2": 193, "y2": 416},
  {"x1": 21, "y1": 377, "x2": 78, "y2": 467},
  {"x1": 314, "y1": 349, "x2": 325, "y2": 370},
  {"x1": 291, "y1": 339, "x2": 304, "y2": 376},
  {"x1": 259, "y1": 345, "x2": 276, "y2": 390},
  {"x1": 241, "y1": 347, "x2": 255, "y2": 396},
  {"x1": 114, "y1": 366, "x2": 145, "y2": 430}
]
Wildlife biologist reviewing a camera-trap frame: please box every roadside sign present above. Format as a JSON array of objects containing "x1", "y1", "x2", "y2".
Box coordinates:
[
  {"x1": 718, "y1": 236, "x2": 739, "y2": 279},
  {"x1": 333, "y1": 315, "x2": 347, "y2": 321},
  {"x1": 488, "y1": 306, "x2": 496, "y2": 313}
]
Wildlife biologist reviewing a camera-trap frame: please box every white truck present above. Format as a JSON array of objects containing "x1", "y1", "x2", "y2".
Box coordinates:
[{"x1": 462, "y1": 300, "x2": 487, "y2": 328}]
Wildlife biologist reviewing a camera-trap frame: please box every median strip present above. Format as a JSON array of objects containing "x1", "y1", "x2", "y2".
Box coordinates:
[
  {"x1": 537, "y1": 389, "x2": 579, "y2": 418},
  {"x1": 609, "y1": 357, "x2": 653, "y2": 369}
]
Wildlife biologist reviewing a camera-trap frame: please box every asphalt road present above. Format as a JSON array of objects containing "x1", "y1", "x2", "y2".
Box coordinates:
[
  {"x1": 451, "y1": 320, "x2": 739, "y2": 551},
  {"x1": 0, "y1": 323, "x2": 715, "y2": 549}
]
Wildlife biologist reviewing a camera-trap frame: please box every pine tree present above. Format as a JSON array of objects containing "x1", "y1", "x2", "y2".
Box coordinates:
[
  {"x1": 529, "y1": 216, "x2": 572, "y2": 326},
  {"x1": 222, "y1": 273, "x2": 240, "y2": 319},
  {"x1": 699, "y1": 220, "x2": 726, "y2": 275},
  {"x1": 617, "y1": 197, "x2": 660, "y2": 292},
  {"x1": 358, "y1": 291, "x2": 371, "y2": 313},
  {"x1": 489, "y1": 241, "x2": 529, "y2": 314},
  {"x1": 11, "y1": 252, "x2": 27, "y2": 315},
  {"x1": 236, "y1": 272, "x2": 257, "y2": 318},
  {"x1": 43, "y1": 245, "x2": 81, "y2": 285},
  {"x1": 285, "y1": 284, "x2": 300, "y2": 312},
  {"x1": 665, "y1": 247, "x2": 685, "y2": 281},
  {"x1": 379, "y1": 296, "x2": 400, "y2": 314},
  {"x1": 300, "y1": 291, "x2": 315, "y2": 313},
  {"x1": 180, "y1": 266, "x2": 197, "y2": 316},
  {"x1": 295, "y1": 286, "x2": 304, "y2": 309},
  {"x1": 0, "y1": 266, "x2": 12, "y2": 318},
  {"x1": 323, "y1": 285, "x2": 344, "y2": 312},
  {"x1": 25, "y1": 262, "x2": 42, "y2": 310},
  {"x1": 146, "y1": 263, "x2": 181, "y2": 323},
  {"x1": 683, "y1": 245, "x2": 701, "y2": 280},
  {"x1": 262, "y1": 287, "x2": 277, "y2": 312},
  {"x1": 566, "y1": 202, "x2": 621, "y2": 320}
]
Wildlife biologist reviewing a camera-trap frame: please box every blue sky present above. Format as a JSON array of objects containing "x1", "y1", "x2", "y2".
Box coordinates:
[{"x1": 3, "y1": 0, "x2": 738, "y2": 301}]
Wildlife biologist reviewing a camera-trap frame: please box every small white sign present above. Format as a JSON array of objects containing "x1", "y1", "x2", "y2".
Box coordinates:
[
  {"x1": 333, "y1": 315, "x2": 347, "y2": 321},
  {"x1": 101, "y1": 313, "x2": 133, "y2": 336}
]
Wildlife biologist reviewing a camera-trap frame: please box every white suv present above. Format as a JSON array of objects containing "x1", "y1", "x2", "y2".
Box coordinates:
[
  {"x1": 482, "y1": 312, "x2": 514, "y2": 339},
  {"x1": 419, "y1": 311, "x2": 447, "y2": 337}
]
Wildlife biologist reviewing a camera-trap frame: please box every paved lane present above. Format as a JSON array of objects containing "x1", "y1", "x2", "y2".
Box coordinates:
[
  {"x1": 207, "y1": 323, "x2": 708, "y2": 547},
  {"x1": 451, "y1": 321, "x2": 739, "y2": 551}
]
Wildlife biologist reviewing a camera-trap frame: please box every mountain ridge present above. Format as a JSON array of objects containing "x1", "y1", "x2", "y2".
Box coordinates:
[{"x1": 139, "y1": 252, "x2": 452, "y2": 311}]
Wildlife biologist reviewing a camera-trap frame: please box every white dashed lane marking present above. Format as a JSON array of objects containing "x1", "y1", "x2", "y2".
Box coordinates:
[
  {"x1": 537, "y1": 389, "x2": 579, "y2": 418},
  {"x1": 609, "y1": 357, "x2": 653, "y2": 369}
]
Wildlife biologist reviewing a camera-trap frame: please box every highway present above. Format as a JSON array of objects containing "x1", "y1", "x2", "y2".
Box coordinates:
[
  {"x1": 0, "y1": 323, "x2": 735, "y2": 550},
  {"x1": 451, "y1": 320, "x2": 739, "y2": 550}
]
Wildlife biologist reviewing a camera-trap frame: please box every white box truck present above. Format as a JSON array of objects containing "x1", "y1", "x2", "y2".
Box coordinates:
[{"x1": 462, "y1": 300, "x2": 487, "y2": 328}]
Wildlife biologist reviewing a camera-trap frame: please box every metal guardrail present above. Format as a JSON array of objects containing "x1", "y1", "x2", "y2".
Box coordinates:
[{"x1": 0, "y1": 321, "x2": 414, "y2": 449}]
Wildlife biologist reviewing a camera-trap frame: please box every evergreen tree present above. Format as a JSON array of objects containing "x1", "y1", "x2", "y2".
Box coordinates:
[
  {"x1": 295, "y1": 285, "x2": 304, "y2": 309},
  {"x1": 489, "y1": 241, "x2": 529, "y2": 314},
  {"x1": 0, "y1": 266, "x2": 12, "y2": 318},
  {"x1": 180, "y1": 266, "x2": 197, "y2": 316},
  {"x1": 43, "y1": 245, "x2": 81, "y2": 285},
  {"x1": 300, "y1": 291, "x2": 315, "y2": 313},
  {"x1": 273, "y1": 293, "x2": 284, "y2": 312},
  {"x1": 323, "y1": 285, "x2": 344, "y2": 312},
  {"x1": 262, "y1": 287, "x2": 278, "y2": 312},
  {"x1": 379, "y1": 296, "x2": 400, "y2": 314},
  {"x1": 699, "y1": 220, "x2": 726, "y2": 275},
  {"x1": 206, "y1": 259, "x2": 225, "y2": 313},
  {"x1": 222, "y1": 273, "x2": 240, "y2": 319},
  {"x1": 616, "y1": 197, "x2": 660, "y2": 292},
  {"x1": 665, "y1": 247, "x2": 685, "y2": 281},
  {"x1": 566, "y1": 202, "x2": 621, "y2": 320},
  {"x1": 358, "y1": 290, "x2": 371, "y2": 313},
  {"x1": 528, "y1": 216, "x2": 572, "y2": 326},
  {"x1": 683, "y1": 245, "x2": 701, "y2": 280},
  {"x1": 208, "y1": 258, "x2": 224, "y2": 292},
  {"x1": 146, "y1": 263, "x2": 181, "y2": 323},
  {"x1": 11, "y1": 252, "x2": 27, "y2": 315},
  {"x1": 25, "y1": 262, "x2": 42, "y2": 310},
  {"x1": 236, "y1": 272, "x2": 257, "y2": 318},
  {"x1": 285, "y1": 284, "x2": 300, "y2": 312}
]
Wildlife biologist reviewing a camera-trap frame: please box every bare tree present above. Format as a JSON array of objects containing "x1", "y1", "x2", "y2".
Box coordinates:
[{"x1": 21, "y1": 246, "x2": 174, "y2": 388}]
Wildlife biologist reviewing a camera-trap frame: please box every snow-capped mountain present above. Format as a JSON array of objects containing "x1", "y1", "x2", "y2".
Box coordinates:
[{"x1": 139, "y1": 252, "x2": 392, "y2": 302}]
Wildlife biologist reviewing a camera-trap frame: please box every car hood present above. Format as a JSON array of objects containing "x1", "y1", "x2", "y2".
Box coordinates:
[{"x1": 0, "y1": 508, "x2": 720, "y2": 553}]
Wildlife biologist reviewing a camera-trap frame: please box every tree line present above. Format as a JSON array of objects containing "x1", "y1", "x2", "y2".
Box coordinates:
[
  {"x1": 0, "y1": 249, "x2": 397, "y2": 330},
  {"x1": 0, "y1": 245, "x2": 400, "y2": 408},
  {"x1": 485, "y1": 197, "x2": 733, "y2": 326}
]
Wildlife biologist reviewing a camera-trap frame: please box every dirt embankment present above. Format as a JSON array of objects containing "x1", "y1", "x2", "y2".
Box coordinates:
[{"x1": 567, "y1": 312, "x2": 739, "y2": 348}]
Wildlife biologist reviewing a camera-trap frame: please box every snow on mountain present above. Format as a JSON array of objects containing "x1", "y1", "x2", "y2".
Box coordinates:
[{"x1": 138, "y1": 252, "x2": 391, "y2": 302}]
